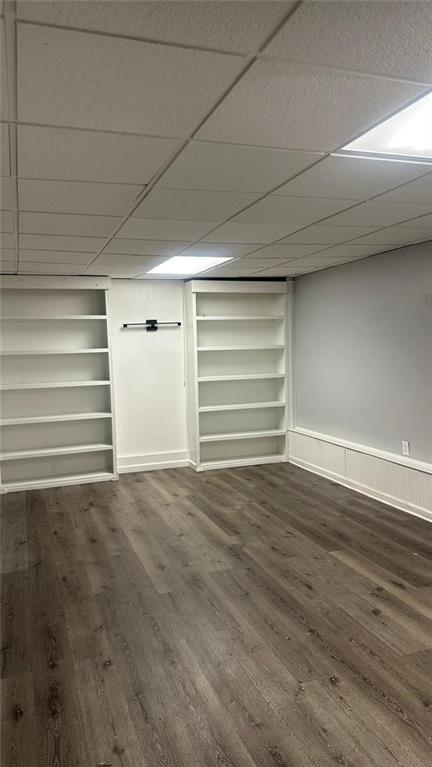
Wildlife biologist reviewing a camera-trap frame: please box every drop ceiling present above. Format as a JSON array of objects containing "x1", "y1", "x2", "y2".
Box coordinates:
[{"x1": 0, "y1": 0, "x2": 431, "y2": 280}]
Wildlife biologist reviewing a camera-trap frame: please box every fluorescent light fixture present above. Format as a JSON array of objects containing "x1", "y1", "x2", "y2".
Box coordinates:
[
  {"x1": 341, "y1": 91, "x2": 432, "y2": 160},
  {"x1": 148, "y1": 255, "x2": 232, "y2": 275}
]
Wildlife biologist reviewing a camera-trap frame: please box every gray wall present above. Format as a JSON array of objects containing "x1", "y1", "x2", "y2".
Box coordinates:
[{"x1": 293, "y1": 242, "x2": 432, "y2": 463}]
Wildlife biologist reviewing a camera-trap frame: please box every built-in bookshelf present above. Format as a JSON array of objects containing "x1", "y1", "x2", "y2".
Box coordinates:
[
  {"x1": 184, "y1": 280, "x2": 289, "y2": 471},
  {"x1": 0, "y1": 276, "x2": 117, "y2": 492}
]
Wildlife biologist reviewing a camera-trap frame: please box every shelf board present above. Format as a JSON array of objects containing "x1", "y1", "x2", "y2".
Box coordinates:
[
  {"x1": 198, "y1": 372, "x2": 285, "y2": 382},
  {"x1": 0, "y1": 380, "x2": 110, "y2": 391},
  {"x1": 199, "y1": 401, "x2": 286, "y2": 412},
  {"x1": 200, "y1": 429, "x2": 286, "y2": 443},
  {"x1": 0, "y1": 348, "x2": 109, "y2": 356},
  {"x1": 1, "y1": 315, "x2": 107, "y2": 321},
  {"x1": 1, "y1": 471, "x2": 116, "y2": 492},
  {"x1": 196, "y1": 315, "x2": 285, "y2": 321},
  {"x1": 0, "y1": 412, "x2": 112, "y2": 426},
  {"x1": 197, "y1": 345, "x2": 285, "y2": 352},
  {"x1": 0, "y1": 443, "x2": 113, "y2": 461},
  {"x1": 199, "y1": 454, "x2": 286, "y2": 470}
]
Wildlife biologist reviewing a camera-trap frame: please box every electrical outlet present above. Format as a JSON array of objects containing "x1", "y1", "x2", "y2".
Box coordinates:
[{"x1": 402, "y1": 440, "x2": 410, "y2": 456}]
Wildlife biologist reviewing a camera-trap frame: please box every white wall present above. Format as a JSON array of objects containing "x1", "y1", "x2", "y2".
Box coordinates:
[
  {"x1": 109, "y1": 279, "x2": 188, "y2": 472},
  {"x1": 293, "y1": 242, "x2": 432, "y2": 464}
]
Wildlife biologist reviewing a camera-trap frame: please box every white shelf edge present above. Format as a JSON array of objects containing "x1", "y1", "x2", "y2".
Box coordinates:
[
  {"x1": 0, "y1": 443, "x2": 113, "y2": 461},
  {"x1": 198, "y1": 454, "x2": 286, "y2": 471},
  {"x1": 197, "y1": 345, "x2": 285, "y2": 352},
  {"x1": 0, "y1": 315, "x2": 107, "y2": 321},
  {"x1": 198, "y1": 372, "x2": 285, "y2": 382},
  {"x1": 200, "y1": 429, "x2": 286, "y2": 443},
  {"x1": 196, "y1": 315, "x2": 285, "y2": 321},
  {"x1": 0, "y1": 380, "x2": 111, "y2": 390},
  {"x1": 0, "y1": 348, "x2": 109, "y2": 356},
  {"x1": 0, "y1": 412, "x2": 112, "y2": 426},
  {"x1": 0, "y1": 471, "x2": 117, "y2": 493},
  {"x1": 199, "y1": 401, "x2": 286, "y2": 412}
]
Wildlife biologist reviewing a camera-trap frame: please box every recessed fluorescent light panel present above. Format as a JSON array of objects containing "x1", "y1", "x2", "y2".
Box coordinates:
[
  {"x1": 149, "y1": 255, "x2": 232, "y2": 275},
  {"x1": 341, "y1": 91, "x2": 432, "y2": 161}
]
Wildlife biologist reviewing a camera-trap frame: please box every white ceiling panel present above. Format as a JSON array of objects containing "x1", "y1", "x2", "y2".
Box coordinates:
[
  {"x1": 18, "y1": 262, "x2": 85, "y2": 275},
  {"x1": 85, "y1": 254, "x2": 166, "y2": 277},
  {"x1": 251, "y1": 243, "x2": 328, "y2": 259},
  {"x1": 0, "y1": 262, "x2": 14, "y2": 272},
  {"x1": 240, "y1": 257, "x2": 293, "y2": 266},
  {"x1": 197, "y1": 58, "x2": 427, "y2": 151},
  {"x1": 19, "y1": 249, "x2": 94, "y2": 264},
  {"x1": 203, "y1": 222, "x2": 302, "y2": 243},
  {"x1": 0, "y1": 232, "x2": 14, "y2": 248},
  {"x1": 394, "y1": 214, "x2": 432, "y2": 229},
  {"x1": 1, "y1": 122, "x2": 10, "y2": 176},
  {"x1": 19, "y1": 234, "x2": 105, "y2": 253},
  {"x1": 202, "y1": 265, "x2": 261, "y2": 277},
  {"x1": 348, "y1": 227, "x2": 432, "y2": 246},
  {"x1": 18, "y1": 179, "x2": 143, "y2": 216},
  {"x1": 323, "y1": 201, "x2": 432, "y2": 228},
  {"x1": 118, "y1": 218, "x2": 216, "y2": 241},
  {"x1": 0, "y1": 247, "x2": 15, "y2": 261},
  {"x1": 0, "y1": 20, "x2": 8, "y2": 121},
  {"x1": 17, "y1": 125, "x2": 180, "y2": 184},
  {"x1": 235, "y1": 195, "x2": 356, "y2": 225},
  {"x1": 305, "y1": 244, "x2": 385, "y2": 260},
  {"x1": 374, "y1": 173, "x2": 432, "y2": 205},
  {"x1": 276, "y1": 155, "x2": 432, "y2": 200},
  {"x1": 103, "y1": 239, "x2": 188, "y2": 256},
  {"x1": 0, "y1": 210, "x2": 13, "y2": 232},
  {"x1": 1, "y1": 176, "x2": 13, "y2": 209},
  {"x1": 17, "y1": 1, "x2": 292, "y2": 54},
  {"x1": 176, "y1": 242, "x2": 257, "y2": 258},
  {"x1": 19, "y1": 212, "x2": 122, "y2": 238},
  {"x1": 17, "y1": 24, "x2": 242, "y2": 137},
  {"x1": 133, "y1": 189, "x2": 259, "y2": 222},
  {"x1": 266, "y1": 1, "x2": 432, "y2": 83},
  {"x1": 158, "y1": 141, "x2": 322, "y2": 193},
  {"x1": 280, "y1": 224, "x2": 380, "y2": 245}
]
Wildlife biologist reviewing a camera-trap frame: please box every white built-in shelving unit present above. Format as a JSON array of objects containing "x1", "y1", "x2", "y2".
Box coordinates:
[
  {"x1": 184, "y1": 280, "x2": 291, "y2": 471},
  {"x1": 0, "y1": 275, "x2": 118, "y2": 493}
]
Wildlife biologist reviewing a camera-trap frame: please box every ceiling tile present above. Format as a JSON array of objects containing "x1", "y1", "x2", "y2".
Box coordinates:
[
  {"x1": 0, "y1": 232, "x2": 14, "y2": 248},
  {"x1": 158, "y1": 141, "x2": 322, "y2": 193},
  {"x1": 177, "y1": 242, "x2": 257, "y2": 258},
  {"x1": 85, "y1": 254, "x2": 166, "y2": 277},
  {"x1": 18, "y1": 262, "x2": 85, "y2": 275},
  {"x1": 1, "y1": 176, "x2": 13, "y2": 209},
  {"x1": 197, "y1": 58, "x2": 427, "y2": 151},
  {"x1": 17, "y1": 24, "x2": 242, "y2": 137},
  {"x1": 103, "y1": 239, "x2": 188, "y2": 256},
  {"x1": 19, "y1": 212, "x2": 122, "y2": 238},
  {"x1": 0, "y1": 261, "x2": 15, "y2": 273},
  {"x1": 266, "y1": 1, "x2": 432, "y2": 83},
  {"x1": 0, "y1": 211, "x2": 13, "y2": 232},
  {"x1": 304, "y1": 244, "x2": 385, "y2": 260},
  {"x1": 19, "y1": 234, "x2": 105, "y2": 252},
  {"x1": 118, "y1": 217, "x2": 216, "y2": 241},
  {"x1": 374, "y1": 173, "x2": 432, "y2": 204},
  {"x1": 235, "y1": 195, "x2": 356, "y2": 225},
  {"x1": 280, "y1": 224, "x2": 380, "y2": 245},
  {"x1": 203, "y1": 221, "x2": 301, "y2": 243},
  {"x1": 348, "y1": 227, "x2": 432, "y2": 246},
  {"x1": 17, "y1": 125, "x2": 180, "y2": 184},
  {"x1": 276, "y1": 155, "x2": 432, "y2": 200},
  {"x1": 132, "y1": 188, "x2": 258, "y2": 221},
  {"x1": 251, "y1": 243, "x2": 327, "y2": 259},
  {"x1": 202, "y1": 265, "x2": 261, "y2": 277},
  {"x1": 0, "y1": 247, "x2": 15, "y2": 261},
  {"x1": 1, "y1": 122, "x2": 10, "y2": 176},
  {"x1": 240, "y1": 257, "x2": 292, "y2": 266},
  {"x1": 18, "y1": 179, "x2": 143, "y2": 216},
  {"x1": 0, "y1": 20, "x2": 8, "y2": 120},
  {"x1": 17, "y1": 1, "x2": 292, "y2": 54},
  {"x1": 322, "y1": 201, "x2": 432, "y2": 228},
  {"x1": 19, "y1": 249, "x2": 94, "y2": 264},
  {"x1": 399, "y1": 213, "x2": 432, "y2": 228}
]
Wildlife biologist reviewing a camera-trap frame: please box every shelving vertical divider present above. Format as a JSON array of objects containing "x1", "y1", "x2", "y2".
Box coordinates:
[
  {"x1": 0, "y1": 275, "x2": 118, "y2": 493},
  {"x1": 184, "y1": 279, "x2": 289, "y2": 471}
]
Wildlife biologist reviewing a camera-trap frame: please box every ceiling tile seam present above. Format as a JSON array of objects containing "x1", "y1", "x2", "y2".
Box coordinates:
[
  {"x1": 257, "y1": 53, "x2": 432, "y2": 88},
  {"x1": 82, "y1": 0, "x2": 304, "y2": 273},
  {"x1": 16, "y1": 119, "x2": 183, "y2": 142},
  {"x1": 4, "y1": 0, "x2": 18, "y2": 273},
  {"x1": 18, "y1": 211, "x2": 126, "y2": 220},
  {"x1": 18, "y1": 176, "x2": 157, "y2": 188}
]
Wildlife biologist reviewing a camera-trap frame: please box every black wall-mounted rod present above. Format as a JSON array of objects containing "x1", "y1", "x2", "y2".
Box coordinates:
[{"x1": 122, "y1": 319, "x2": 181, "y2": 332}]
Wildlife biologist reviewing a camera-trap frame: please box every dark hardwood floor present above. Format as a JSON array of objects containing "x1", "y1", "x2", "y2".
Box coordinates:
[{"x1": 2, "y1": 463, "x2": 432, "y2": 766}]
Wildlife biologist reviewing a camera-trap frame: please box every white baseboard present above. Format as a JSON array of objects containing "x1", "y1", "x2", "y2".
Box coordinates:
[
  {"x1": 118, "y1": 450, "x2": 190, "y2": 474},
  {"x1": 288, "y1": 429, "x2": 432, "y2": 523}
]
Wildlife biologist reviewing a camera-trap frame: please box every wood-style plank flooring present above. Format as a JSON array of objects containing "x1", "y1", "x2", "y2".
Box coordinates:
[{"x1": 2, "y1": 463, "x2": 432, "y2": 766}]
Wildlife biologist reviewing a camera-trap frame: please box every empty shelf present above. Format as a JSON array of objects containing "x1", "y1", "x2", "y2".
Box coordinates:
[
  {"x1": 198, "y1": 372, "x2": 285, "y2": 382},
  {"x1": 197, "y1": 345, "x2": 285, "y2": 352},
  {"x1": 1, "y1": 315, "x2": 107, "y2": 321},
  {"x1": 1, "y1": 471, "x2": 116, "y2": 492},
  {"x1": 0, "y1": 348, "x2": 109, "y2": 356},
  {"x1": 199, "y1": 401, "x2": 286, "y2": 412},
  {"x1": 0, "y1": 413, "x2": 112, "y2": 426},
  {"x1": 0, "y1": 381, "x2": 110, "y2": 391},
  {"x1": 196, "y1": 315, "x2": 285, "y2": 321},
  {"x1": 0, "y1": 443, "x2": 113, "y2": 461},
  {"x1": 200, "y1": 429, "x2": 286, "y2": 443},
  {"x1": 199, "y1": 454, "x2": 286, "y2": 470}
]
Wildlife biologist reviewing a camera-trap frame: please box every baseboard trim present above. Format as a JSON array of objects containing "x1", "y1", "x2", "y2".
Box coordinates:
[{"x1": 118, "y1": 450, "x2": 189, "y2": 474}]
